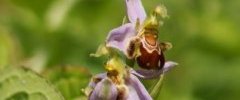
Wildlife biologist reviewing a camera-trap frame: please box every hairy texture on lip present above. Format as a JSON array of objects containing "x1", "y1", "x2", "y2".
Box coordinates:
[
  {"x1": 137, "y1": 42, "x2": 165, "y2": 70},
  {"x1": 127, "y1": 40, "x2": 136, "y2": 58},
  {"x1": 126, "y1": 37, "x2": 141, "y2": 58}
]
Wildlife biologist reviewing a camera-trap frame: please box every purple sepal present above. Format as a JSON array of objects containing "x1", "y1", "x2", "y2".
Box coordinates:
[
  {"x1": 89, "y1": 78, "x2": 118, "y2": 100},
  {"x1": 131, "y1": 61, "x2": 178, "y2": 79},
  {"x1": 125, "y1": 74, "x2": 152, "y2": 100},
  {"x1": 106, "y1": 23, "x2": 136, "y2": 55},
  {"x1": 125, "y1": 0, "x2": 146, "y2": 23}
]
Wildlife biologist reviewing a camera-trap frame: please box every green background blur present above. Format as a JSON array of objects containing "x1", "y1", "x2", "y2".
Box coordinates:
[{"x1": 0, "y1": 0, "x2": 240, "y2": 100}]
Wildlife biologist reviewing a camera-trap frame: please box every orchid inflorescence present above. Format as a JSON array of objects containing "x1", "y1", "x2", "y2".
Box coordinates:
[{"x1": 84, "y1": 0, "x2": 177, "y2": 100}]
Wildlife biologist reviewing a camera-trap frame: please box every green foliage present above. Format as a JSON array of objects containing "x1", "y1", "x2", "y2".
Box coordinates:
[
  {"x1": 0, "y1": 67, "x2": 64, "y2": 100},
  {"x1": 43, "y1": 66, "x2": 91, "y2": 100}
]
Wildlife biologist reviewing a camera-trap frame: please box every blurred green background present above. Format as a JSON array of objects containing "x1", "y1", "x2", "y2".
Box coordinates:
[{"x1": 0, "y1": 0, "x2": 240, "y2": 100}]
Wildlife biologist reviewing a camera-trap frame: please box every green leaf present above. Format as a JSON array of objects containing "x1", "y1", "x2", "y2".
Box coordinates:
[
  {"x1": 42, "y1": 66, "x2": 91, "y2": 100},
  {"x1": 0, "y1": 67, "x2": 64, "y2": 100}
]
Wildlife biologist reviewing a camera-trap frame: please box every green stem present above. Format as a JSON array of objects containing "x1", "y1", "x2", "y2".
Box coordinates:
[{"x1": 149, "y1": 74, "x2": 165, "y2": 99}]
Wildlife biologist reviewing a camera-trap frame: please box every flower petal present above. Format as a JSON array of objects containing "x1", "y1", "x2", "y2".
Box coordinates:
[
  {"x1": 125, "y1": 0, "x2": 147, "y2": 23},
  {"x1": 88, "y1": 73, "x2": 107, "y2": 88},
  {"x1": 126, "y1": 74, "x2": 152, "y2": 100},
  {"x1": 106, "y1": 23, "x2": 136, "y2": 56},
  {"x1": 126, "y1": 85, "x2": 141, "y2": 100},
  {"x1": 131, "y1": 61, "x2": 178, "y2": 79},
  {"x1": 89, "y1": 78, "x2": 118, "y2": 100},
  {"x1": 162, "y1": 61, "x2": 178, "y2": 73},
  {"x1": 83, "y1": 73, "x2": 107, "y2": 96}
]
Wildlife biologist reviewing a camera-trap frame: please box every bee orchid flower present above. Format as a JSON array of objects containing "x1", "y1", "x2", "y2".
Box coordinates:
[
  {"x1": 106, "y1": 0, "x2": 177, "y2": 79},
  {"x1": 86, "y1": 0, "x2": 178, "y2": 99},
  {"x1": 85, "y1": 56, "x2": 152, "y2": 100}
]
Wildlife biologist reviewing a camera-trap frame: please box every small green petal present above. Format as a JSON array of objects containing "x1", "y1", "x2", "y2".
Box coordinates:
[{"x1": 90, "y1": 44, "x2": 109, "y2": 57}]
